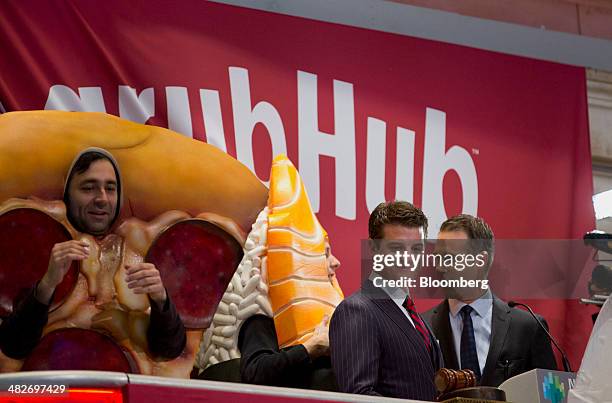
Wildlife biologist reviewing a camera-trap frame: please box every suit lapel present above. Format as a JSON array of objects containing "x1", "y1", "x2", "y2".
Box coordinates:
[
  {"x1": 431, "y1": 301, "x2": 459, "y2": 369},
  {"x1": 423, "y1": 316, "x2": 445, "y2": 370},
  {"x1": 373, "y1": 297, "x2": 435, "y2": 363},
  {"x1": 362, "y1": 281, "x2": 432, "y2": 362},
  {"x1": 481, "y1": 297, "x2": 511, "y2": 385}
]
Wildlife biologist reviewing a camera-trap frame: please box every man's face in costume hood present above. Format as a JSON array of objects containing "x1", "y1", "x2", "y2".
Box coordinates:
[{"x1": 66, "y1": 158, "x2": 118, "y2": 236}]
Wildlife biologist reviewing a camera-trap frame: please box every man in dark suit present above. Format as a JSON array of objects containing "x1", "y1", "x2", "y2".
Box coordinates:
[
  {"x1": 422, "y1": 214, "x2": 557, "y2": 387},
  {"x1": 330, "y1": 201, "x2": 443, "y2": 401}
]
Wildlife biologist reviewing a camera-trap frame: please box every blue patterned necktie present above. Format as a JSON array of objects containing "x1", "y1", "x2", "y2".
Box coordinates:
[{"x1": 460, "y1": 305, "x2": 481, "y2": 381}]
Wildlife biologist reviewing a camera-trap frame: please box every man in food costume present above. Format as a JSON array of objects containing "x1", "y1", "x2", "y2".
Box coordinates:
[
  {"x1": 0, "y1": 111, "x2": 267, "y2": 377},
  {"x1": 0, "y1": 148, "x2": 186, "y2": 362},
  {"x1": 195, "y1": 156, "x2": 345, "y2": 390}
]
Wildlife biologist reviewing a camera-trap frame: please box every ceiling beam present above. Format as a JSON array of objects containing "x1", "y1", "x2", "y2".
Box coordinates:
[{"x1": 211, "y1": 0, "x2": 612, "y2": 71}]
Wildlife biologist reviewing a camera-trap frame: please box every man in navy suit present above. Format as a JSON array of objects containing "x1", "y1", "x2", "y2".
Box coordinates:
[
  {"x1": 330, "y1": 201, "x2": 443, "y2": 401},
  {"x1": 422, "y1": 214, "x2": 556, "y2": 387}
]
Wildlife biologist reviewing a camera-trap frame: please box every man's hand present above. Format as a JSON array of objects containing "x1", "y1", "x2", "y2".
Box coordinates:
[
  {"x1": 303, "y1": 314, "x2": 330, "y2": 359},
  {"x1": 37, "y1": 240, "x2": 89, "y2": 304},
  {"x1": 125, "y1": 263, "x2": 167, "y2": 308}
]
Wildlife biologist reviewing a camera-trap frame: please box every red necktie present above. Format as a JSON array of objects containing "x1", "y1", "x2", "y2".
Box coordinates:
[{"x1": 402, "y1": 296, "x2": 432, "y2": 352}]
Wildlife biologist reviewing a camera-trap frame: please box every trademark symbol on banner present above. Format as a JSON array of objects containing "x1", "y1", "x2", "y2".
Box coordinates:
[{"x1": 472, "y1": 148, "x2": 480, "y2": 155}]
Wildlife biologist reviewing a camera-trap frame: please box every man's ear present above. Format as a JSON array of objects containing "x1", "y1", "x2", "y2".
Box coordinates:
[
  {"x1": 369, "y1": 238, "x2": 381, "y2": 253},
  {"x1": 481, "y1": 250, "x2": 489, "y2": 262},
  {"x1": 479, "y1": 250, "x2": 492, "y2": 277}
]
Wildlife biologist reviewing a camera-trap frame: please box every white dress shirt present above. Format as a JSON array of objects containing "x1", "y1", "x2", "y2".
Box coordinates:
[{"x1": 448, "y1": 289, "x2": 493, "y2": 374}]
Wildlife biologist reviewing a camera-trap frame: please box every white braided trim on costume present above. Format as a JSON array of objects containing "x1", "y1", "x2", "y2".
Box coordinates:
[{"x1": 195, "y1": 207, "x2": 272, "y2": 369}]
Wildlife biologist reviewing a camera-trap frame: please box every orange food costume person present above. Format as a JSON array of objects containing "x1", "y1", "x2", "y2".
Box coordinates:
[
  {"x1": 0, "y1": 111, "x2": 267, "y2": 377},
  {"x1": 196, "y1": 156, "x2": 344, "y2": 390}
]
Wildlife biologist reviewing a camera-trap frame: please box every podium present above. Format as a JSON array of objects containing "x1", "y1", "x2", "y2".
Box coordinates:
[{"x1": 499, "y1": 369, "x2": 576, "y2": 403}]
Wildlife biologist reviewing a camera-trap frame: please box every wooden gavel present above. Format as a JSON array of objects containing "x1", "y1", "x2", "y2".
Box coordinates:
[{"x1": 435, "y1": 368, "x2": 477, "y2": 394}]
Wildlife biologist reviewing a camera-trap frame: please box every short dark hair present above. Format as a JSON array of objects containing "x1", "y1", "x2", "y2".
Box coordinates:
[
  {"x1": 440, "y1": 214, "x2": 494, "y2": 262},
  {"x1": 369, "y1": 201, "x2": 428, "y2": 239}
]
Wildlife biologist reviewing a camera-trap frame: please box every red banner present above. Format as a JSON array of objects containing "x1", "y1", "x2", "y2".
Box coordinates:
[{"x1": 0, "y1": 0, "x2": 595, "y2": 367}]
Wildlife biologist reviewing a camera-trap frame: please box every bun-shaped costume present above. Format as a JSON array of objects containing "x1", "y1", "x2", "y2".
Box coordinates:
[{"x1": 0, "y1": 111, "x2": 267, "y2": 377}]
